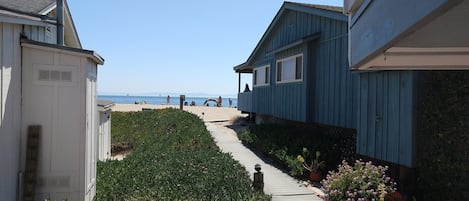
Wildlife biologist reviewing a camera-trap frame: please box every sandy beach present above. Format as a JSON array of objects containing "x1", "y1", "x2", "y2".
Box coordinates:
[{"x1": 112, "y1": 104, "x2": 247, "y2": 122}]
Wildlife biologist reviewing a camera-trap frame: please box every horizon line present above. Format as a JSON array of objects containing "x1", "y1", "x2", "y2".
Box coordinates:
[{"x1": 98, "y1": 92, "x2": 238, "y2": 98}]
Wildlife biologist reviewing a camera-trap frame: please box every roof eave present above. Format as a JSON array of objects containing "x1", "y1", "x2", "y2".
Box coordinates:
[
  {"x1": 0, "y1": 6, "x2": 56, "y2": 26},
  {"x1": 21, "y1": 38, "x2": 104, "y2": 65},
  {"x1": 233, "y1": 62, "x2": 253, "y2": 73},
  {"x1": 98, "y1": 100, "x2": 115, "y2": 111}
]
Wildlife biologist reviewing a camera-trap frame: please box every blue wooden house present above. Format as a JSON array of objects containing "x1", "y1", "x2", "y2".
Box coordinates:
[
  {"x1": 344, "y1": 0, "x2": 469, "y2": 168},
  {"x1": 235, "y1": 1, "x2": 468, "y2": 197},
  {"x1": 345, "y1": 0, "x2": 469, "y2": 198},
  {"x1": 234, "y1": 2, "x2": 358, "y2": 129}
]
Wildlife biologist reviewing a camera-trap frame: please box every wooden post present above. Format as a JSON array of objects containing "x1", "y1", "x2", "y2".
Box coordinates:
[
  {"x1": 238, "y1": 73, "x2": 241, "y2": 93},
  {"x1": 179, "y1": 95, "x2": 185, "y2": 110},
  {"x1": 253, "y1": 164, "x2": 264, "y2": 191},
  {"x1": 24, "y1": 125, "x2": 41, "y2": 201}
]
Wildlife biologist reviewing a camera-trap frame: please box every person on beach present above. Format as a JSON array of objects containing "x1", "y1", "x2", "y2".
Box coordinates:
[
  {"x1": 229, "y1": 98, "x2": 232, "y2": 107},
  {"x1": 166, "y1": 95, "x2": 170, "y2": 105},
  {"x1": 218, "y1": 96, "x2": 222, "y2": 107}
]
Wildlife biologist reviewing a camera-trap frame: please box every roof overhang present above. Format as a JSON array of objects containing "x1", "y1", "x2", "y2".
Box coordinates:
[
  {"x1": 98, "y1": 100, "x2": 115, "y2": 111},
  {"x1": 233, "y1": 62, "x2": 252, "y2": 73},
  {"x1": 348, "y1": 0, "x2": 469, "y2": 70},
  {"x1": 0, "y1": 6, "x2": 56, "y2": 26},
  {"x1": 359, "y1": 47, "x2": 469, "y2": 70},
  {"x1": 21, "y1": 38, "x2": 104, "y2": 65}
]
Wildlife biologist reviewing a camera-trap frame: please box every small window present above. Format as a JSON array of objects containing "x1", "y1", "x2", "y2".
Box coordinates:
[
  {"x1": 276, "y1": 54, "x2": 303, "y2": 83},
  {"x1": 38, "y1": 70, "x2": 72, "y2": 82},
  {"x1": 50, "y1": 71, "x2": 60, "y2": 81},
  {"x1": 253, "y1": 65, "x2": 270, "y2": 87},
  {"x1": 39, "y1": 70, "x2": 50, "y2": 80},
  {"x1": 295, "y1": 56, "x2": 302, "y2": 80},
  {"x1": 61, "y1": 71, "x2": 72, "y2": 81},
  {"x1": 253, "y1": 70, "x2": 258, "y2": 85},
  {"x1": 276, "y1": 62, "x2": 282, "y2": 82}
]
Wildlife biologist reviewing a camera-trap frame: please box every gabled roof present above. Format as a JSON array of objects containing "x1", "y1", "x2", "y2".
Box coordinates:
[
  {"x1": 0, "y1": 0, "x2": 82, "y2": 48},
  {"x1": 0, "y1": 0, "x2": 55, "y2": 14},
  {"x1": 234, "y1": 1, "x2": 345, "y2": 73}
]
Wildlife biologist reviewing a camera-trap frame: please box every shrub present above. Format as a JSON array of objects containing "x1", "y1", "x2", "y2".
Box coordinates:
[
  {"x1": 238, "y1": 124, "x2": 356, "y2": 177},
  {"x1": 417, "y1": 71, "x2": 469, "y2": 200},
  {"x1": 321, "y1": 159, "x2": 396, "y2": 201}
]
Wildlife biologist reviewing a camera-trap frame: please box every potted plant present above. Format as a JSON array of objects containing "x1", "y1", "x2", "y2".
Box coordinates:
[{"x1": 297, "y1": 147, "x2": 325, "y2": 182}]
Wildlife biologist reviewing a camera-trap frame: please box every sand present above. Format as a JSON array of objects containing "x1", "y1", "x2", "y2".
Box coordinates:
[{"x1": 112, "y1": 104, "x2": 247, "y2": 122}]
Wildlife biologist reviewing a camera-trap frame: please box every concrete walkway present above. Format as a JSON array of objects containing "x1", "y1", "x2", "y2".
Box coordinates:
[{"x1": 205, "y1": 122, "x2": 324, "y2": 201}]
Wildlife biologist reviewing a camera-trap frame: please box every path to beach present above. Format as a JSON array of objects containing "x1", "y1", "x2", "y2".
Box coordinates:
[{"x1": 112, "y1": 104, "x2": 324, "y2": 201}]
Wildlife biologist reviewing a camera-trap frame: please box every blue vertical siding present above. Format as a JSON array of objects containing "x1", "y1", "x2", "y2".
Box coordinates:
[
  {"x1": 247, "y1": 9, "x2": 357, "y2": 127},
  {"x1": 271, "y1": 45, "x2": 305, "y2": 121},
  {"x1": 311, "y1": 17, "x2": 357, "y2": 128},
  {"x1": 252, "y1": 86, "x2": 272, "y2": 115},
  {"x1": 251, "y1": 55, "x2": 273, "y2": 115},
  {"x1": 358, "y1": 71, "x2": 415, "y2": 167}
]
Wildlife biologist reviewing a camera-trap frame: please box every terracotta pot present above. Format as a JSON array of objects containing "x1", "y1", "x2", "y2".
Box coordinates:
[{"x1": 309, "y1": 172, "x2": 322, "y2": 182}]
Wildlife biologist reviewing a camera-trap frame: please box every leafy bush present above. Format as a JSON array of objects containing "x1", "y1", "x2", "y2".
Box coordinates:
[
  {"x1": 416, "y1": 71, "x2": 469, "y2": 200},
  {"x1": 97, "y1": 109, "x2": 270, "y2": 200},
  {"x1": 239, "y1": 124, "x2": 356, "y2": 177},
  {"x1": 321, "y1": 160, "x2": 396, "y2": 201}
]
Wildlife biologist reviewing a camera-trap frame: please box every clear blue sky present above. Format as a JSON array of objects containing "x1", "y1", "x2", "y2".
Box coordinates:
[{"x1": 68, "y1": 0, "x2": 343, "y2": 97}]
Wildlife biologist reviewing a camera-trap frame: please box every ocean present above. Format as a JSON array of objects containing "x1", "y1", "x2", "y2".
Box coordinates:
[{"x1": 98, "y1": 95, "x2": 237, "y2": 108}]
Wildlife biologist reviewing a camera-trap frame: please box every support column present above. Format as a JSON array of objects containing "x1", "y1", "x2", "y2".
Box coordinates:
[{"x1": 238, "y1": 73, "x2": 241, "y2": 93}]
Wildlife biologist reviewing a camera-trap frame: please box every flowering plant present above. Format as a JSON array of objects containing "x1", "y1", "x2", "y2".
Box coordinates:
[
  {"x1": 321, "y1": 159, "x2": 396, "y2": 201},
  {"x1": 297, "y1": 147, "x2": 325, "y2": 173}
]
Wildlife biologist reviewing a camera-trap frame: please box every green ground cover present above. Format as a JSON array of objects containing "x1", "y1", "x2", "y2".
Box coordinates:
[{"x1": 96, "y1": 108, "x2": 270, "y2": 201}]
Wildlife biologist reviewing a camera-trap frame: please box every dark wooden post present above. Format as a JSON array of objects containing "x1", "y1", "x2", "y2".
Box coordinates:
[
  {"x1": 179, "y1": 95, "x2": 185, "y2": 110},
  {"x1": 253, "y1": 164, "x2": 264, "y2": 191},
  {"x1": 238, "y1": 73, "x2": 241, "y2": 93},
  {"x1": 24, "y1": 125, "x2": 41, "y2": 201}
]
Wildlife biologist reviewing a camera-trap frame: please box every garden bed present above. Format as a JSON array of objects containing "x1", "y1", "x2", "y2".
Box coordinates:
[{"x1": 238, "y1": 123, "x2": 356, "y2": 179}]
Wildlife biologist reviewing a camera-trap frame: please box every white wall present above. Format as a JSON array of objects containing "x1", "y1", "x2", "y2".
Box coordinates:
[
  {"x1": 98, "y1": 110, "x2": 111, "y2": 161},
  {"x1": 0, "y1": 22, "x2": 23, "y2": 201},
  {"x1": 85, "y1": 60, "x2": 98, "y2": 201},
  {"x1": 21, "y1": 44, "x2": 96, "y2": 201}
]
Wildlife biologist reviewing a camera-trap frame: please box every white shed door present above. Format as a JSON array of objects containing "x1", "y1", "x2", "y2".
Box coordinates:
[{"x1": 22, "y1": 46, "x2": 84, "y2": 201}]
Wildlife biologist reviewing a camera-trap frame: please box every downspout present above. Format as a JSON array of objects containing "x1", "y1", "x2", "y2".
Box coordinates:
[{"x1": 56, "y1": 0, "x2": 64, "y2": 45}]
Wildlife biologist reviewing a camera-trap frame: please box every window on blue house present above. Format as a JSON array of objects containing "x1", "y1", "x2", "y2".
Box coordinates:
[
  {"x1": 276, "y1": 54, "x2": 303, "y2": 83},
  {"x1": 253, "y1": 65, "x2": 270, "y2": 87}
]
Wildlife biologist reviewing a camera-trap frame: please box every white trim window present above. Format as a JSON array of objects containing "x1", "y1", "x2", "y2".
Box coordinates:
[
  {"x1": 276, "y1": 54, "x2": 303, "y2": 83},
  {"x1": 253, "y1": 65, "x2": 270, "y2": 87}
]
